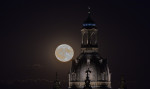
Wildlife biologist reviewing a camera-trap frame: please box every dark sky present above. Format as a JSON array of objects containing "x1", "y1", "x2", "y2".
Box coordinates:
[{"x1": 1, "y1": 0, "x2": 150, "y2": 89}]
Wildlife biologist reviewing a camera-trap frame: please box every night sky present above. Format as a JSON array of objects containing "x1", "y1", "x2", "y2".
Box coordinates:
[{"x1": 1, "y1": 0, "x2": 150, "y2": 89}]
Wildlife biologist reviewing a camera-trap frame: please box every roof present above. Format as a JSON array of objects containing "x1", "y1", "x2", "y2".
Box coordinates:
[{"x1": 82, "y1": 13, "x2": 97, "y2": 29}]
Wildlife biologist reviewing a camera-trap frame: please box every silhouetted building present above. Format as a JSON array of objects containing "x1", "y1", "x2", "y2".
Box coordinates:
[
  {"x1": 118, "y1": 77, "x2": 127, "y2": 89},
  {"x1": 53, "y1": 72, "x2": 61, "y2": 89},
  {"x1": 68, "y1": 8, "x2": 111, "y2": 89}
]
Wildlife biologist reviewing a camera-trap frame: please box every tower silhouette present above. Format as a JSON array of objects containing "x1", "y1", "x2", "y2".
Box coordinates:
[{"x1": 69, "y1": 8, "x2": 111, "y2": 89}]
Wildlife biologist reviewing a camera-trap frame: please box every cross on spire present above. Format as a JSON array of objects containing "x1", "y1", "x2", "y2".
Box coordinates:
[
  {"x1": 88, "y1": 6, "x2": 91, "y2": 14},
  {"x1": 83, "y1": 68, "x2": 92, "y2": 89},
  {"x1": 86, "y1": 68, "x2": 91, "y2": 77}
]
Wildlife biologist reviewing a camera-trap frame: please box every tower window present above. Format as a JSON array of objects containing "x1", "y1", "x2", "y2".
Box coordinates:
[{"x1": 83, "y1": 24, "x2": 96, "y2": 26}]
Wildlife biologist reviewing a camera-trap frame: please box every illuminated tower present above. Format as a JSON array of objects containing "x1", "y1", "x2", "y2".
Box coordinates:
[
  {"x1": 69, "y1": 8, "x2": 111, "y2": 89},
  {"x1": 81, "y1": 8, "x2": 98, "y2": 53}
]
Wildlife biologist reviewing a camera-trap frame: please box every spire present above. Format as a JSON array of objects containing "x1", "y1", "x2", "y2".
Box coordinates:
[
  {"x1": 88, "y1": 6, "x2": 91, "y2": 15},
  {"x1": 53, "y1": 72, "x2": 61, "y2": 89},
  {"x1": 83, "y1": 7, "x2": 96, "y2": 29},
  {"x1": 119, "y1": 77, "x2": 127, "y2": 89}
]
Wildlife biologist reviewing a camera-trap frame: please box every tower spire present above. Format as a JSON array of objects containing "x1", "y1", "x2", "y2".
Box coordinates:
[
  {"x1": 53, "y1": 72, "x2": 61, "y2": 89},
  {"x1": 119, "y1": 77, "x2": 127, "y2": 89},
  {"x1": 81, "y1": 7, "x2": 98, "y2": 52},
  {"x1": 88, "y1": 6, "x2": 91, "y2": 15}
]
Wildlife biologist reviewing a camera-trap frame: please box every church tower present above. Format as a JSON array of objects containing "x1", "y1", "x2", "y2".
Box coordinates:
[
  {"x1": 69, "y1": 8, "x2": 111, "y2": 89},
  {"x1": 81, "y1": 7, "x2": 98, "y2": 53}
]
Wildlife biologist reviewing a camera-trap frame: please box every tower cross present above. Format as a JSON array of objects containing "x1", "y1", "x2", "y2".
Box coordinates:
[
  {"x1": 83, "y1": 68, "x2": 92, "y2": 89},
  {"x1": 88, "y1": 6, "x2": 91, "y2": 14},
  {"x1": 86, "y1": 68, "x2": 91, "y2": 77}
]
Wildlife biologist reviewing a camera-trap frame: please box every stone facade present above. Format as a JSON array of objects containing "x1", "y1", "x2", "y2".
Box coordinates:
[{"x1": 68, "y1": 12, "x2": 111, "y2": 89}]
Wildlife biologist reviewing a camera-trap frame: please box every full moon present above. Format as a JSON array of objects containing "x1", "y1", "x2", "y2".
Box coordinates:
[{"x1": 55, "y1": 44, "x2": 74, "y2": 62}]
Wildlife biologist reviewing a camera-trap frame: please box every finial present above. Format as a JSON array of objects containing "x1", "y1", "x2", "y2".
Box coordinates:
[
  {"x1": 86, "y1": 68, "x2": 91, "y2": 77},
  {"x1": 88, "y1": 6, "x2": 91, "y2": 14},
  {"x1": 119, "y1": 76, "x2": 127, "y2": 89},
  {"x1": 83, "y1": 68, "x2": 92, "y2": 89}
]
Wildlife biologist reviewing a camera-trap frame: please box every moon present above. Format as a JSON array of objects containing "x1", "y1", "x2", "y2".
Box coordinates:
[{"x1": 55, "y1": 44, "x2": 74, "y2": 62}]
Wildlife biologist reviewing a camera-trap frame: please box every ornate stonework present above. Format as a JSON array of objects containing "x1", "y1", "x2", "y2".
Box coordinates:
[{"x1": 69, "y1": 11, "x2": 111, "y2": 89}]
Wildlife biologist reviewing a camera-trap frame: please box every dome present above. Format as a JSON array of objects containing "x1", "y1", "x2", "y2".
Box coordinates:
[
  {"x1": 71, "y1": 52, "x2": 110, "y2": 82},
  {"x1": 68, "y1": 8, "x2": 111, "y2": 89},
  {"x1": 82, "y1": 15, "x2": 96, "y2": 29}
]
